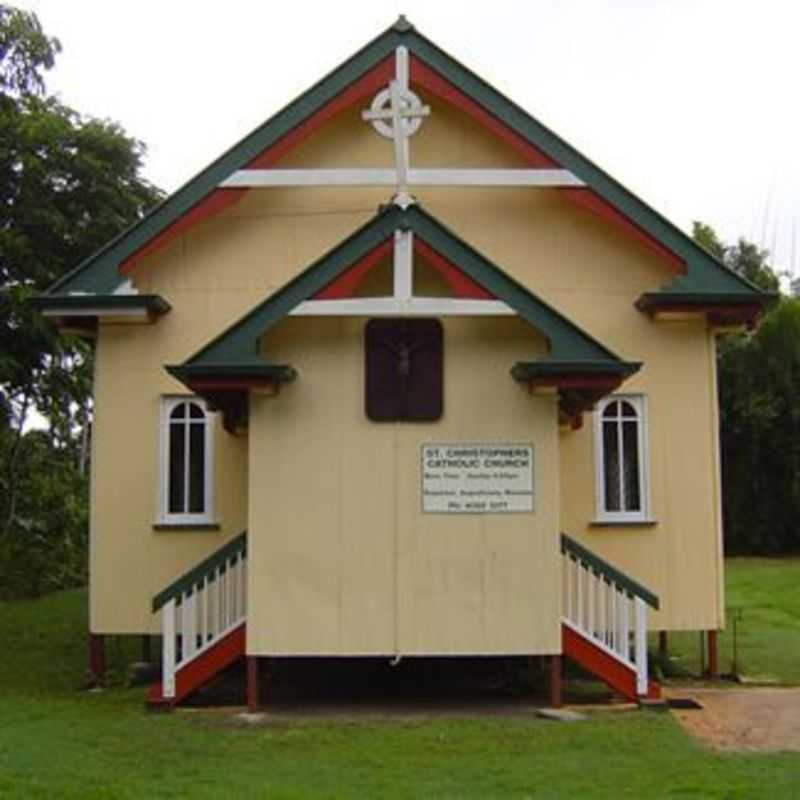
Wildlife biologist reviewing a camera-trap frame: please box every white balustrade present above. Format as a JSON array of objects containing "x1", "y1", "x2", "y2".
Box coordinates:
[
  {"x1": 561, "y1": 543, "x2": 651, "y2": 696},
  {"x1": 159, "y1": 544, "x2": 247, "y2": 700}
]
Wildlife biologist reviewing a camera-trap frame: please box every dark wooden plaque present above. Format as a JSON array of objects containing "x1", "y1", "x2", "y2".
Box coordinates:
[{"x1": 365, "y1": 318, "x2": 443, "y2": 421}]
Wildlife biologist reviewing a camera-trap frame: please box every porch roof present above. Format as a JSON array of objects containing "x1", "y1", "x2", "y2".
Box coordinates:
[
  {"x1": 166, "y1": 203, "x2": 639, "y2": 387},
  {"x1": 166, "y1": 204, "x2": 640, "y2": 429}
]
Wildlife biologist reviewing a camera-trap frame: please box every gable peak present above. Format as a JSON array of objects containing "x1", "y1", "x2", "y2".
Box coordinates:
[{"x1": 391, "y1": 15, "x2": 415, "y2": 33}]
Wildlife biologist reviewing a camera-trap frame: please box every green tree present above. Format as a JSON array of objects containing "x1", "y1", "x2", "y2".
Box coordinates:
[
  {"x1": 692, "y1": 221, "x2": 780, "y2": 293},
  {"x1": 694, "y1": 222, "x2": 798, "y2": 553},
  {"x1": 0, "y1": 4, "x2": 58, "y2": 96},
  {"x1": 0, "y1": 5, "x2": 162, "y2": 595},
  {"x1": 717, "y1": 299, "x2": 800, "y2": 554}
]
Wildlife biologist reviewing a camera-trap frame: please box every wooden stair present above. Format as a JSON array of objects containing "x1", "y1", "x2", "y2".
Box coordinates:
[
  {"x1": 560, "y1": 533, "x2": 661, "y2": 702},
  {"x1": 562, "y1": 622, "x2": 660, "y2": 702},
  {"x1": 148, "y1": 532, "x2": 248, "y2": 708},
  {"x1": 147, "y1": 622, "x2": 246, "y2": 707}
]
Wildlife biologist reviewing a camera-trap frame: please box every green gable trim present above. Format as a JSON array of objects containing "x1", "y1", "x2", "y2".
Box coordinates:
[
  {"x1": 176, "y1": 208, "x2": 397, "y2": 370},
  {"x1": 30, "y1": 294, "x2": 171, "y2": 315},
  {"x1": 166, "y1": 363, "x2": 297, "y2": 384},
  {"x1": 636, "y1": 291, "x2": 778, "y2": 309},
  {"x1": 406, "y1": 31, "x2": 756, "y2": 297},
  {"x1": 511, "y1": 360, "x2": 641, "y2": 382},
  {"x1": 561, "y1": 533, "x2": 659, "y2": 610},
  {"x1": 172, "y1": 204, "x2": 633, "y2": 380},
  {"x1": 408, "y1": 207, "x2": 627, "y2": 364},
  {"x1": 43, "y1": 18, "x2": 767, "y2": 304},
  {"x1": 43, "y1": 29, "x2": 403, "y2": 296},
  {"x1": 152, "y1": 531, "x2": 247, "y2": 612}
]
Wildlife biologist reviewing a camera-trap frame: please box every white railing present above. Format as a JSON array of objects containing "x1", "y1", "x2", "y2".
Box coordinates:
[
  {"x1": 154, "y1": 533, "x2": 247, "y2": 699},
  {"x1": 561, "y1": 534, "x2": 658, "y2": 697}
]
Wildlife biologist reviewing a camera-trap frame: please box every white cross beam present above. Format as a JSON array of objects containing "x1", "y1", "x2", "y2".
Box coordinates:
[
  {"x1": 220, "y1": 168, "x2": 584, "y2": 188},
  {"x1": 289, "y1": 226, "x2": 515, "y2": 318},
  {"x1": 218, "y1": 46, "x2": 586, "y2": 197}
]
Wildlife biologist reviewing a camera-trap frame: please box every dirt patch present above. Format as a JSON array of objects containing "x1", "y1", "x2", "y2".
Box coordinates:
[{"x1": 666, "y1": 686, "x2": 800, "y2": 752}]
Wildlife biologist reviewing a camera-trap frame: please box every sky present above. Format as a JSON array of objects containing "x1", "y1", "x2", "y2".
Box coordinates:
[{"x1": 22, "y1": 0, "x2": 800, "y2": 275}]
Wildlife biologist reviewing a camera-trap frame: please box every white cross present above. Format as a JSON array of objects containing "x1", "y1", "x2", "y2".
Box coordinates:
[
  {"x1": 361, "y1": 46, "x2": 430, "y2": 196},
  {"x1": 219, "y1": 45, "x2": 585, "y2": 195}
]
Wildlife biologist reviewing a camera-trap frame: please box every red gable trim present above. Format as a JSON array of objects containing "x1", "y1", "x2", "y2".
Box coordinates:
[
  {"x1": 561, "y1": 188, "x2": 686, "y2": 273},
  {"x1": 119, "y1": 57, "x2": 394, "y2": 275},
  {"x1": 310, "y1": 235, "x2": 495, "y2": 301},
  {"x1": 119, "y1": 51, "x2": 685, "y2": 279},
  {"x1": 313, "y1": 238, "x2": 393, "y2": 299},
  {"x1": 119, "y1": 189, "x2": 246, "y2": 276},
  {"x1": 247, "y1": 56, "x2": 394, "y2": 169},
  {"x1": 413, "y1": 238, "x2": 494, "y2": 299},
  {"x1": 411, "y1": 56, "x2": 685, "y2": 273},
  {"x1": 410, "y1": 56, "x2": 557, "y2": 169}
]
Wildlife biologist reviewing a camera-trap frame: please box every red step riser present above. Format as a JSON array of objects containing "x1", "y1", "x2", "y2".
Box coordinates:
[
  {"x1": 147, "y1": 622, "x2": 246, "y2": 706},
  {"x1": 562, "y1": 624, "x2": 660, "y2": 701}
]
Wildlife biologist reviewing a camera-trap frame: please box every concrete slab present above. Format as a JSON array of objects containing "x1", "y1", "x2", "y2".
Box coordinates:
[
  {"x1": 638, "y1": 698, "x2": 669, "y2": 711},
  {"x1": 235, "y1": 712, "x2": 269, "y2": 725},
  {"x1": 536, "y1": 707, "x2": 587, "y2": 722}
]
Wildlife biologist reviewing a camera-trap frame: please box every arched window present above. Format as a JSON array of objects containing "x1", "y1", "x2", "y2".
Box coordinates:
[
  {"x1": 593, "y1": 395, "x2": 649, "y2": 522},
  {"x1": 159, "y1": 397, "x2": 214, "y2": 523}
]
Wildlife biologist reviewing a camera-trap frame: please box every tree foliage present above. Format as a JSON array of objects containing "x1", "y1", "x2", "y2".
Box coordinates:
[
  {"x1": 0, "y1": 4, "x2": 58, "y2": 97},
  {"x1": 692, "y1": 221, "x2": 779, "y2": 293},
  {"x1": 694, "y1": 222, "x2": 799, "y2": 554},
  {"x1": 0, "y1": 5, "x2": 162, "y2": 597},
  {"x1": 0, "y1": 428, "x2": 88, "y2": 597},
  {"x1": 717, "y1": 300, "x2": 800, "y2": 554}
]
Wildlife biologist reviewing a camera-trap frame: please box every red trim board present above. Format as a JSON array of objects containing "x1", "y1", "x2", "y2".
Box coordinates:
[
  {"x1": 560, "y1": 188, "x2": 685, "y2": 273},
  {"x1": 120, "y1": 52, "x2": 685, "y2": 279},
  {"x1": 121, "y1": 58, "x2": 394, "y2": 275},
  {"x1": 314, "y1": 238, "x2": 393, "y2": 299},
  {"x1": 410, "y1": 56, "x2": 556, "y2": 168},
  {"x1": 119, "y1": 190, "x2": 246, "y2": 276},
  {"x1": 562, "y1": 623, "x2": 660, "y2": 701},
  {"x1": 147, "y1": 622, "x2": 246, "y2": 706},
  {"x1": 413, "y1": 238, "x2": 494, "y2": 299}
]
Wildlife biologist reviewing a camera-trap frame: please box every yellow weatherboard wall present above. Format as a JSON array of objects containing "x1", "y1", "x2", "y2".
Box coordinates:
[
  {"x1": 89, "y1": 87, "x2": 723, "y2": 640},
  {"x1": 247, "y1": 317, "x2": 559, "y2": 656}
]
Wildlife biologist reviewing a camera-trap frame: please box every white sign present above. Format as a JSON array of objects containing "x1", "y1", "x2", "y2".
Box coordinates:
[{"x1": 421, "y1": 443, "x2": 534, "y2": 514}]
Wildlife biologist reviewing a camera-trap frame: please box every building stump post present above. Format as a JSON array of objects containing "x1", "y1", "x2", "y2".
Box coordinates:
[
  {"x1": 706, "y1": 630, "x2": 719, "y2": 679},
  {"x1": 549, "y1": 655, "x2": 563, "y2": 708},
  {"x1": 141, "y1": 634, "x2": 152, "y2": 664},
  {"x1": 247, "y1": 656, "x2": 260, "y2": 711},
  {"x1": 88, "y1": 633, "x2": 106, "y2": 687}
]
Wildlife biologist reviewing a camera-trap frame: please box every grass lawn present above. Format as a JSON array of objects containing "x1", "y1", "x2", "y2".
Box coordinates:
[
  {"x1": 657, "y1": 558, "x2": 800, "y2": 684},
  {"x1": 0, "y1": 564, "x2": 798, "y2": 798}
]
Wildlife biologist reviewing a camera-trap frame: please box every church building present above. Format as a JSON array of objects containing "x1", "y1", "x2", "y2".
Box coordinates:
[{"x1": 35, "y1": 18, "x2": 771, "y2": 707}]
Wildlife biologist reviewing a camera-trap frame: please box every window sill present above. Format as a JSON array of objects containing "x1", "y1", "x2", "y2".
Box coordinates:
[
  {"x1": 153, "y1": 522, "x2": 221, "y2": 532},
  {"x1": 590, "y1": 519, "x2": 658, "y2": 528}
]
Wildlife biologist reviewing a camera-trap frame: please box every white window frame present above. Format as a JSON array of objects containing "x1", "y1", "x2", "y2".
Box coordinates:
[
  {"x1": 593, "y1": 394, "x2": 650, "y2": 523},
  {"x1": 158, "y1": 396, "x2": 215, "y2": 525}
]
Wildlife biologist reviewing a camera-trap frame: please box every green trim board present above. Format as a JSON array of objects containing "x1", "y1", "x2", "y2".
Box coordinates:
[
  {"x1": 41, "y1": 17, "x2": 768, "y2": 306},
  {"x1": 167, "y1": 363, "x2": 297, "y2": 384},
  {"x1": 511, "y1": 360, "x2": 640, "y2": 382},
  {"x1": 636, "y1": 291, "x2": 777, "y2": 310},
  {"x1": 30, "y1": 294, "x2": 171, "y2": 315},
  {"x1": 560, "y1": 532, "x2": 659, "y2": 610},
  {"x1": 167, "y1": 204, "x2": 637, "y2": 384},
  {"x1": 152, "y1": 531, "x2": 247, "y2": 612},
  {"x1": 153, "y1": 523, "x2": 221, "y2": 532},
  {"x1": 43, "y1": 27, "x2": 405, "y2": 296}
]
